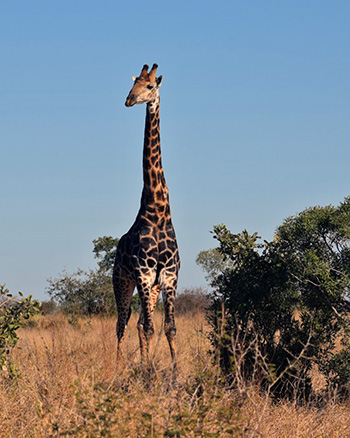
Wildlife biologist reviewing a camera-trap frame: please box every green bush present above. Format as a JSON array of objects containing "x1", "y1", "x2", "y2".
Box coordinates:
[
  {"x1": 0, "y1": 284, "x2": 40, "y2": 376},
  {"x1": 320, "y1": 345, "x2": 350, "y2": 398},
  {"x1": 175, "y1": 287, "x2": 210, "y2": 315},
  {"x1": 200, "y1": 197, "x2": 350, "y2": 400}
]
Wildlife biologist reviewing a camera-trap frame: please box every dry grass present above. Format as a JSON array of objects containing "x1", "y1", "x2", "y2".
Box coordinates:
[{"x1": 1, "y1": 312, "x2": 350, "y2": 437}]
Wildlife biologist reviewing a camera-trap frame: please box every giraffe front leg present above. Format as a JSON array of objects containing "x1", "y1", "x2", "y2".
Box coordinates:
[
  {"x1": 164, "y1": 291, "x2": 177, "y2": 365},
  {"x1": 137, "y1": 282, "x2": 160, "y2": 365},
  {"x1": 162, "y1": 276, "x2": 178, "y2": 367},
  {"x1": 137, "y1": 311, "x2": 148, "y2": 366}
]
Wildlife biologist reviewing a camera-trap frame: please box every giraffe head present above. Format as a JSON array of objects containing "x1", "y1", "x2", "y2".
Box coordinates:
[{"x1": 125, "y1": 64, "x2": 163, "y2": 107}]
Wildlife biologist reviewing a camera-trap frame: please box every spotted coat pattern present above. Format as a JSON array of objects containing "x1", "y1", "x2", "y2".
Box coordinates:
[{"x1": 113, "y1": 64, "x2": 180, "y2": 366}]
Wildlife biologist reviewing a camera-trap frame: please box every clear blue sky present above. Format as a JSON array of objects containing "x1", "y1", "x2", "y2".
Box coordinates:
[{"x1": 1, "y1": 1, "x2": 349, "y2": 301}]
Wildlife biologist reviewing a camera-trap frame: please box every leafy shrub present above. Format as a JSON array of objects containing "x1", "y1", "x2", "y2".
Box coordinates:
[
  {"x1": 320, "y1": 346, "x2": 350, "y2": 399},
  {"x1": 40, "y1": 299, "x2": 59, "y2": 315},
  {"x1": 201, "y1": 197, "x2": 350, "y2": 400},
  {"x1": 0, "y1": 284, "x2": 40, "y2": 376},
  {"x1": 175, "y1": 287, "x2": 210, "y2": 315}
]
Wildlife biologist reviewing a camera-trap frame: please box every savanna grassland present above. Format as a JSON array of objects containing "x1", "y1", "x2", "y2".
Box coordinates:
[{"x1": 1, "y1": 311, "x2": 350, "y2": 438}]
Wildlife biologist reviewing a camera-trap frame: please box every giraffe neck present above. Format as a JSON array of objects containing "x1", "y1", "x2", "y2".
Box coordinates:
[{"x1": 141, "y1": 94, "x2": 170, "y2": 215}]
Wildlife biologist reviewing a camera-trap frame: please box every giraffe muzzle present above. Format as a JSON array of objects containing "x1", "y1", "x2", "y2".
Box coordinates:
[{"x1": 125, "y1": 94, "x2": 136, "y2": 107}]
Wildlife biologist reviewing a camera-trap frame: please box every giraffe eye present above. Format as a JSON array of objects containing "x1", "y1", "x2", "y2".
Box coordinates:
[{"x1": 147, "y1": 84, "x2": 154, "y2": 90}]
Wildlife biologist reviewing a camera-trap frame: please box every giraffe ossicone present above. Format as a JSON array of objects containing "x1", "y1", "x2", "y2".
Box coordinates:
[{"x1": 113, "y1": 63, "x2": 180, "y2": 368}]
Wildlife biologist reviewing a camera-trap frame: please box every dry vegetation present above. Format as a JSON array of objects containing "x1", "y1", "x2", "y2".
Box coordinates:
[{"x1": 1, "y1": 311, "x2": 350, "y2": 437}]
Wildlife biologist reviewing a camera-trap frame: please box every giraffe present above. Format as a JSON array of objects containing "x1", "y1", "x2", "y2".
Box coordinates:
[{"x1": 113, "y1": 63, "x2": 180, "y2": 368}]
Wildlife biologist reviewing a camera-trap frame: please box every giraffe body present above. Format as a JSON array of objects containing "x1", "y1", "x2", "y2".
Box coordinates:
[{"x1": 113, "y1": 64, "x2": 180, "y2": 366}]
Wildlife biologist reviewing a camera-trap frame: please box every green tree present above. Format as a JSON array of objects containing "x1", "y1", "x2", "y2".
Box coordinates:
[
  {"x1": 47, "y1": 268, "x2": 115, "y2": 315},
  {"x1": 47, "y1": 236, "x2": 120, "y2": 315},
  {"x1": 92, "y1": 236, "x2": 119, "y2": 275},
  {"x1": 196, "y1": 247, "x2": 233, "y2": 284},
  {"x1": 201, "y1": 197, "x2": 350, "y2": 400}
]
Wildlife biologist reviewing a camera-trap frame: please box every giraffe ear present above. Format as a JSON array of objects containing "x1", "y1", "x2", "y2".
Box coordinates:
[
  {"x1": 156, "y1": 75, "x2": 163, "y2": 88},
  {"x1": 132, "y1": 76, "x2": 137, "y2": 82}
]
